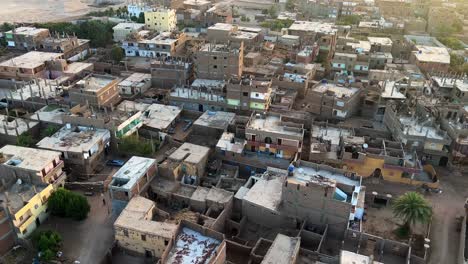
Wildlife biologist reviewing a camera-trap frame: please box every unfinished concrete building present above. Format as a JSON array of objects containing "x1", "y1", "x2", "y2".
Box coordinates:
[
  {"x1": 383, "y1": 102, "x2": 451, "y2": 166},
  {"x1": 195, "y1": 43, "x2": 244, "y2": 80},
  {"x1": 245, "y1": 112, "x2": 305, "y2": 160},
  {"x1": 69, "y1": 74, "x2": 121, "y2": 108},
  {"x1": 114, "y1": 196, "x2": 178, "y2": 259},
  {"x1": 303, "y1": 82, "x2": 361, "y2": 120},
  {"x1": 226, "y1": 76, "x2": 272, "y2": 112},
  {"x1": 150, "y1": 58, "x2": 192, "y2": 89}
]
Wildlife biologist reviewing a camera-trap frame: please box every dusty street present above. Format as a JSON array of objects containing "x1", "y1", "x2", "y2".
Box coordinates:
[
  {"x1": 39, "y1": 191, "x2": 116, "y2": 264},
  {"x1": 363, "y1": 167, "x2": 468, "y2": 264},
  {"x1": 426, "y1": 168, "x2": 468, "y2": 264}
]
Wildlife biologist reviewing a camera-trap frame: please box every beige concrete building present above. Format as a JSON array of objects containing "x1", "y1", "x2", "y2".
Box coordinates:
[
  {"x1": 0, "y1": 51, "x2": 64, "y2": 80},
  {"x1": 195, "y1": 43, "x2": 244, "y2": 80},
  {"x1": 303, "y1": 82, "x2": 362, "y2": 120},
  {"x1": 0, "y1": 145, "x2": 66, "y2": 187},
  {"x1": 410, "y1": 45, "x2": 450, "y2": 74},
  {"x1": 245, "y1": 112, "x2": 305, "y2": 160},
  {"x1": 113, "y1": 22, "x2": 145, "y2": 42},
  {"x1": 168, "y1": 142, "x2": 210, "y2": 178},
  {"x1": 118, "y1": 72, "x2": 152, "y2": 98},
  {"x1": 36, "y1": 125, "x2": 111, "y2": 177},
  {"x1": 114, "y1": 196, "x2": 178, "y2": 258},
  {"x1": 69, "y1": 74, "x2": 121, "y2": 108}
]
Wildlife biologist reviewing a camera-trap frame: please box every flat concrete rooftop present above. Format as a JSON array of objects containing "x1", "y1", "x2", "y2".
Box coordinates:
[
  {"x1": 0, "y1": 51, "x2": 63, "y2": 69},
  {"x1": 243, "y1": 175, "x2": 284, "y2": 213},
  {"x1": 247, "y1": 114, "x2": 304, "y2": 138},
  {"x1": 261, "y1": 234, "x2": 300, "y2": 264},
  {"x1": 111, "y1": 156, "x2": 156, "y2": 190},
  {"x1": 36, "y1": 125, "x2": 111, "y2": 153},
  {"x1": 0, "y1": 145, "x2": 60, "y2": 172},
  {"x1": 194, "y1": 111, "x2": 235, "y2": 131},
  {"x1": 114, "y1": 196, "x2": 177, "y2": 238},
  {"x1": 169, "y1": 142, "x2": 210, "y2": 164}
]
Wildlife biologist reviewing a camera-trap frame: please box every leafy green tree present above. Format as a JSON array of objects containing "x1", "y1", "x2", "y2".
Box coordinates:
[
  {"x1": 286, "y1": 0, "x2": 295, "y2": 11},
  {"x1": 32, "y1": 230, "x2": 62, "y2": 261},
  {"x1": 137, "y1": 13, "x2": 145, "y2": 24},
  {"x1": 439, "y1": 37, "x2": 464, "y2": 50},
  {"x1": 41, "y1": 125, "x2": 60, "y2": 138},
  {"x1": 111, "y1": 45, "x2": 125, "y2": 62},
  {"x1": 36, "y1": 20, "x2": 115, "y2": 48},
  {"x1": 118, "y1": 135, "x2": 154, "y2": 156},
  {"x1": 48, "y1": 188, "x2": 90, "y2": 221},
  {"x1": 392, "y1": 192, "x2": 432, "y2": 234},
  {"x1": 0, "y1": 22, "x2": 14, "y2": 32},
  {"x1": 268, "y1": 5, "x2": 278, "y2": 18},
  {"x1": 337, "y1": 15, "x2": 362, "y2": 25},
  {"x1": 17, "y1": 132, "x2": 35, "y2": 147}
]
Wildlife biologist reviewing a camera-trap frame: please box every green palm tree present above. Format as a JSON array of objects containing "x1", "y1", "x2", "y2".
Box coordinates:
[{"x1": 392, "y1": 192, "x2": 432, "y2": 233}]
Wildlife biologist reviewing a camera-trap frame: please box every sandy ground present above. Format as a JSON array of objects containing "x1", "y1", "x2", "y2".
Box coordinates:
[
  {"x1": 363, "y1": 167, "x2": 467, "y2": 264},
  {"x1": 426, "y1": 168, "x2": 468, "y2": 264},
  {"x1": 0, "y1": 0, "x2": 124, "y2": 23},
  {"x1": 39, "y1": 191, "x2": 116, "y2": 264}
]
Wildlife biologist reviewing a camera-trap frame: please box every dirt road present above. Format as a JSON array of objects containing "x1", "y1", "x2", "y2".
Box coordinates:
[
  {"x1": 427, "y1": 169, "x2": 468, "y2": 264},
  {"x1": 40, "y1": 192, "x2": 116, "y2": 263}
]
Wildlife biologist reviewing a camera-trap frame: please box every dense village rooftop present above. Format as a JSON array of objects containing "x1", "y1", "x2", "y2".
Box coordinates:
[
  {"x1": 140, "y1": 103, "x2": 182, "y2": 131},
  {"x1": 0, "y1": 51, "x2": 63, "y2": 69},
  {"x1": 413, "y1": 45, "x2": 450, "y2": 64},
  {"x1": 0, "y1": 114, "x2": 37, "y2": 136},
  {"x1": 111, "y1": 156, "x2": 156, "y2": 191},
  {"x1": 291, "y1": 162, "x2": 359, "y2": 187},
  {"x1": 169, "y1": 142, "x2": 210, "y2": 164},
  {"x1": 381, "y1": 81, "x2": 407, "y2": 99},
  {"x1": 216, "y1": 132, "x2": 246, "y2": 154},
  {"x1": 75, "y1": 74, "x2": 118, "y2": 92},
  {"x1": 399, "y1": 117, "x2": 447, "y2": 140},
  {"x1": 36, "y1": 125, "x2": 111, "y2": 153},
  {"x1": 367, "y1": 37, "x2": 393, "y2": 46},
  {"x1": 30, "y1": 105, "x2": 68, "y2": 125},
  {"x1": 1, "y1": 182, "x2": 49, "y2": 214},
  {"x1": 288, "y1": 21, "x2": 337, "y2": 34},
  {"x1": 194, "y1": 110, "x2": 235, "y2": 130},
  {"x1": 242, "y1": 174, "x2": 284, "y2": 213},
  {"x1": 0, "y1": 145, "x2": 60, "y2": 172},
  {"x1": 247, "y1": 113, "x2": 304, "y2": 138},
  {"x1": 312, "y1": 83, "x2": 359, "y2": 98},
  {"x1": 262, "y1": 234, "x2": 300, "y2": 264},
  {"x1": 112, "y1": 22, "x2": 145, "y2": 31},
  {"x1": 118, "y1": 73, "x2": 151, "y2": 89},
  {"x1": 114, "y1": 196, "x2": 177, "y2": 239},
  {"x1": 311, "y1": 125, "x2": 353, "y2": 146},
  {"x1": 200, "y1": 43, "x2": 240, "y2": 53}
]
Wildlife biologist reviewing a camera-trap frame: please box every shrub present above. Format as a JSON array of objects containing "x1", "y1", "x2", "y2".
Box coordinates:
[
  {"x1": 48, "y1": 188, "x2": 90, "y2": 221},
  {"x1": 32, "y1": 230, "x2": 62, "y2": 261}
]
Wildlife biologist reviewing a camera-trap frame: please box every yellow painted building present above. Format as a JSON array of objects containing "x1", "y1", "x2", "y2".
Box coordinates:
[
  {"x1": 10, "y1": 184, "x2": 54, "y2": 238},
  {"x1": 343, "y1": 153, "x2": 439, "y2": 188},
  {"x1": 144, "y1": 8, "x2": 177, "y2": 32}
]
